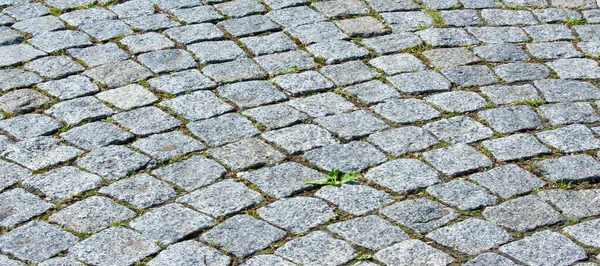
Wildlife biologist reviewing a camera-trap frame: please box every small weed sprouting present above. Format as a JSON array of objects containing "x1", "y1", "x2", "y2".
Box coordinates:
[{"x1": 305, "y1": 168, "x2": 361, "y2": 186}]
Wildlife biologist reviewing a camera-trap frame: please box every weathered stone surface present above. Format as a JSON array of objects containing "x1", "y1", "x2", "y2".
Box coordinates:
[
  {"x1": 314, "y1": 110, "x2": 388, "y2": 141},
  {"x1": 96, "y1": 84, "x2": 158, "y2": 110},
  {"x1": 422, "y1": 143, "x2": 492, "y2": 177},
  {"x1": 538, "y1": 154, "x2": 600, "y2": 183},
  {"x1": 423, "y1": 116, "x2": 493, "y2": 144},
  {"x1": 148, "y1": 240, "x2": 230, "y2": 266},
  {"x1": 49, "y1": 196, "x2": 136, "y2": 234},
  {"x1": 483, "y1": 195, "x2": 565, "y2": 232},
  {"x1": 152, "y1": 155, "x2": 225, "y2": 192},
  {"x1": 208, "y1": 138, "x2": 286, "y2": 171},
  {"x1": 469, "y1": 164, "x2": 545, "y2": 199},
  {"x1": 76, "y1": 145, "x2": 151, "y2": 180},
  {"x1": 303, "y1": 141, "x2": 387, "y2": 173},
  {"x1": 132, "y1": 131, "x2": 204, "y2": 162},
  {"x1": 499, "y1": 231, "x2": 587, "y2": 266},
  {"x1": 99, "y1": 173, "x2": 176, "y2": 209},
  {"x1": 287, "y1": 92, "x2": 356, "y2": 117},
  {"x1": 482, "y1": 134, "x2": 551, "y2": 162},
  {"x1": 366, "y1": 159, "x2": 442, "y2": 193},
  {"x1": 275, "y1": 231, "x2": 357, "y2": 266},
  {"x1": 424, "y1": 91, "x2": 487, "y2": 113},
  {"x1": 2, "y1": 136, "x2": 83, "y2": 171},
  {"x1": 427, "y1": 180, "x2": 498, "y2": 210},
  {"x1": 130, "y1": 204, "x2": 214, "y2": 245},
  {"x1": 83, "y1": 60, "x2": 153, "y2": 88},
  {"x1": 68, "y1": 227, "x2": 160, "y2": 266},
  {"x1": 258, "y1": 197, "x2": 335, "y2": 233},
  {"x1": 328, "y1": 215, "x2": 408, "y2": 250},
  {"x1": 0, "y1": 89, "x2": 49, "y2": 114},
  {"x1": 372, "y1": 99, "x2": 441, "y2": 124},
  {"x1": 379, "y1": 197, "x2": 449, "y2": 234},
  {"x1": 0, "y1": 160, "x2": 30, "y2": 192},
  {"x1": 478, "y1": 106, "x2": 542, "y2": 134},
  {"x1": 315, "y1": 182, "x2": 393, "y2": 215},
  {"x1": 426, "y1": 218, "x2": 512, "y2": 255},
  {"x1": 368, "y1": 127, "x2": 439, "y2": 156},
  {"x1": 22, "y1": 166, "x2": 102, "y2": 201},
  {"x1": 149, "y1": 69, "x2": 216, "y2": 95},
  {"x1": 201, "y1": 215, "x2": 286, "y2": 257},
  {"x1": 0, "y1": 221, "x2": 78, "y2": 263},
  {"x1": 177, "y1": 179, "x2": 262, "y2": 217},
  {"x1": 261, "y1": 124, "x2": 338, "y2": 154},
  {"x1": 0, "y1": 188, "x2": 52, "y2": 228},
  {"x1": 374, "y1": 240, "x2": 454, "y2": 266},
  {"x1": 563, "y1": 219, "x2": 600, "y2": 248},
  {"x1": 538, "y1": 189, "x2": 600, "y2": 219},
  {"x1": 242, "y1": 103, "x2": 308, "y2": 130},
  {"x1": 61, "y1": 122, "x2": 133, "y2": 150},
  {"x1": 112, "y1": 106, "x2": 181, "y2": 136}
]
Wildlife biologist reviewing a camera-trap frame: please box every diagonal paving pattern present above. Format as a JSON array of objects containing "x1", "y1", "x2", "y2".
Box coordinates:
[{"x1": 1, "y1": 0, "x2": 600, "y2": 265}]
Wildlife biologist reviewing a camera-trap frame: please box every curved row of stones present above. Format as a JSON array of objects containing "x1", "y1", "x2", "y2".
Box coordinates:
[{"x1": 1, "y1": 0, "x2": 600, "y2": 265}]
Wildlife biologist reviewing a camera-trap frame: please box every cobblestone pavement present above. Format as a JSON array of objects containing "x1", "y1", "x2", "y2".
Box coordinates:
[{"x1": 2, "y1": 0, "x2": 600, "y2": 265}]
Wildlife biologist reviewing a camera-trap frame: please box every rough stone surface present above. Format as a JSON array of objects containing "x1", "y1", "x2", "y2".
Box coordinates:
[
  {"x1": 483, "y1": 195, "x2": 565, "y2": 232},
  {"x1": 538, "y1": 154, "x2": 600, "y2": 183},
  {"x1": 0, "y1": 188, "x2": 53, "y2": 228},
  {"x1": 538, "y1": 189, "x2": 600, "y2": 219},
  {"x1": 427, "y1": 180, "x2": 498, "y2": 210},
  {"x1": 0, "y1": 221, "x2": 78, "y2": 263},
  {"x1": 49, "y1": 196, "x2": 136, "y2": 234},
  {"x1": 177, "y1": 179, "x2": 262, "y2": 217},
  {"x1": 303, "y1": 141, "x2": 387, "y2": 173},
  {"x1": 482, "y1": 134, "x2": 551, "y2": 162},
  {"x1": 374, "y1": 240, "x2": 454, "y2": 266},
  {"x1": 469, "y1": 164, "x2": 545, "y2": 198},
  {"x1": 76, "y1": 145, "x2": 151, "y2": 180},
  {"x1": 275, "y1": 231, "x2": 358, "y2": 266},
  {"x1": 315, "y1": 182, "x2": 393, "y2": 215},
  {"x1": 426, "y1": 218, "x2": 512, "y2": 255},
  {"x1": 22, "y1": 166, "x2": 102, "y2": 201},
  {"x1": 208, "y1": 138, "x2": 286, "y2": 171},
  {"x1": 258, "y1": 197, "x2": 335, "y2": 233},
  {"x1": 499, "y1": 231, "x2": 587, "y2": 266},
  {"x1": 422, "y1": 143, "x2": 492, "y2": 177},
  {"x1": 327, "y1": 215, "x2": 408, "y2": 250},
  {"x1": 366, "y1": 159, "x2": 442, "y2": 194}
]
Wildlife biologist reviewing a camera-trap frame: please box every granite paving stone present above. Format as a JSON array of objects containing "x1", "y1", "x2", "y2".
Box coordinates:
[
  {"x1": 287, "y1": 92, "x2": 356, "y2": 117},
  {"x1": 361, "y1": 32, "x2": 423, "y2": 54},
  {"x1": 417, "y1": 28, "x2": 480, "y2": 47},
  {"x1": 254, "y1": 50, "x2": 316, "y2": 75},
  {"x1": 170, "y1": 5, "x2": 223, "y2": 23},
  {"x1": 242, "y1": 103, "x2": 308, "y2": 129},
  {"x1": 307, "y1": 40, "x2": 369, "y2": 64},
  {"x1": 467, "y1": 26, "x2": 530, "y2": 43},
  {"x1": 534, "y1": 79, "x2": 600, "y2": 103},
  {"x1": 261, "y1": 124, "x2": 338, "y2": 154},
  {"x1": 164, "y1": 23, "x2": 223, "y2": 44},
  {"x1": 328, "y1": 215, "x2": 408, "y2": 250},
  {"x1": 0, "y1": 220, "x2": 78, "y2": 263},
  {"x1": 45, "y1": 96, "x2": 115, "y2": 125},
  {"x1": 366, "y1": 159, "x2": 441, "y2": 193},
  {"x1": 494, "y1": 63, "x2": 550, "y2": 83},
  {"x1": 426, "y1": 218, "x2": 512, "y2": 255},
  {"x1": 427, "y1": 180, "x2": 498, "y2": 210},
  {"x1": 0, "y1": 89, "x2": 49, "y2": 114},
  {"x1": 538, "y1": 102, "x2": 600, "y2": 126},
  {"x1": 68, "y1": 227, "x2": 160, "y2": 266},
  {"x1": 60, "y1": 122, "x2": 134, "y2": 150},
  {"x1": 343, "y1": 80, "x2": 402, "y2": 104},
  {"x1": 240, "y1": 32, "x2": 297, "y2": 56},
  {"x1": 124, "y1": 14, "x2": 179, "y2": 32},
  {"x1": 38, "y1": 257, "x2": 85, "y2": 266},
  {"x1": 12, "y1": 16, "x2": 65, "y2": 36},
  {"x1": 257, "y1": 196, "x2": 335, "y2": 233},
  {"x1": 478, "y1": 106, "x2": 542, "y2": 134},
  {"x1": 381, "y1": 11, "x2": 433, "y2": 32},
  {"x1": 120, "y1": 32, "x2": 175, "y2": 54},
  {"x1": 480, "y1": 84, "x2": 542, "y2": 105},
  {"x1": 0, "y1": 44, "x2": 46, "y2": 68},
  {"x1": 159, "y1": 91, "x2": 232, "y2": 121},
  {"x1": 422, "y1": 143, "x2": 492, "y2": 177},
  {"x1": 28, "y1": 30, "x2": 91, "y2": 53},
  {"x1": 131, "y1": 131, "x2": 205, "y2": 162},
  {"x1": 187, "y1": 113, "x2": 259, "y2": 147},
  {"x1": 371, "y1": 98, "x2": 441, "y2": 124},
  {"x1": 319, "y1": 60, "x2": 378, "y2": 86},
  {"x1": 387, "y1": 71, "x2": 451, "y2": 95},
  {"x1": 2, "y1": 3, "x2": 49, "y2": 20},
  {"x1": 49, "y1": 196, "x2": 136, "y2": 234},
  {"x1": 369, "y1": 53, "x2": 426, "y2": 75},
  {"x1": 547, "y1": 58, "x2": 600, "y2": 79},
  {"x1": 335, "y1": 16, "x2": 390, "y2": 37},
  {"x1": 112, "y1": 106, "x2": 181, "y2": 136},
  {"x1": 148, "y1": 69, "x2": 216, "y2": 95},
  {"x1": 423, "y1": 116, "x2": 493, "y2": 144},
  {"x1": 539, "y1": 154, "x2": 600, "y2": 183},
  {"x1": 469, "y1": 164, "x2": 545, "y2": 198},
  {"x1": 24, "y1": 56, "x2": 84, "y2": 79},
  {"x1": 200, "y1": 214, "x2": 286, "y2": 257},
  {"x1": 129, "y1": 204, "x2": 214, "y2": 245},
  {"x1": 483, "y1": 195, "x2": 565, "y2": 231},
  {"x1": 83, "y1": 60, "x2": 153, "y2": 88},
  {"x1": 537, "y1": 124, "x2": 600, "y2": 153},
  {"x1": 314, "y1": 110, "x2": 389, "y2": 141},
  {"x1": 96, "y1": 84, "x2": 158, "y2": 110},
  {"x1": 303, "y1": 141, "x2": 387, "y2": 173},
  {"x1": 68, "y1": 43, "x2": 130, "y2": 68},
  {"x1": 152, "y1": 155, "x2": 226, "y2": 192},
  {"x1": 0, "y1": 188, "x2": 53, "y2": 228},
  {"x1": 463, "y1": 253, "x2": 518, "y2": 266},
  {"x1": 242, "y1": 162, "x2": 322, "y2": 198},
  {"x1": 22, "y1": 166, "x2": 102, "y2": 201},
  {"x1": 75, "y1": 145, "x2": 152, "y2": 180},
  {"x1": 187, "y1": 40, "x2": 246, "y2": 64},
  {"x1": 59, "y1": 7, "x2": 115, "y2": 27},
  {"x1": 177, "y1": 179, "x2": 262, "y2": 217},
  {"x1": 208, "y1": 138, "x2": 286, "y2": 171},
  {"x1": 202, "y1": 58, "x2": 267, "y2": 83},
  {"x1": 266, "y1": 6, "x2": 327, "y2": 28},
  {"x1": 538, "y1": 189, "x2": 600, "y2": 219},
  {"x1": 424, "y1": 91, "x2": 487, "y2": 113},
  {"x1": 79, "y1": 20, "x2": 133, "y2": 41},
  {"x1": 311, "y1": 0, "x2": 368, "y2": 18},
  {"x1": 526, "y1": 41, "x2": 583, "y2": 60},
  {"x1": 373, "y1": 240, "x2": 454, "y2": 266},
  {"x1": 473, "y1": 44, "x2": 530, "y2": 62},
  {"x1": 242, "y1": 255, "x2": 295, "y2": 266},
  {"x1": 563, "y1": 219, "x2": 600, "y2": 248},
  {"x1": 499, "y1": 231, "x2": 587, "y2": 266},
  {"x1": 272, "y1": 71, "x2": 334, "y2": 96},
  {"x1": 147, "y1": 240, "x2": 231, "y2": 266},
  {"x1": 0, "y1": 27, "x2": 23, "y2": 45},
  {"x1": 275, "y1": 231, "x2": 358, "y2": 266},
  {"x1": 315, "y1": 182, "x2": 393, "y2": 215},
  {"x1": 482, "y1": 134, "x2": 551, "y2": 162},
  {"x1": 1, "y1": 136, "x2": 83, "y2": 171},
  {"x1": 0, "y1": 160, "x2": 30, "y2": 192},
  {"x1": 285, "y1": 22, "x2": 349, "y2": 44},
  {"x1": 217, "y1": 15, "x2": 280, "y2": 37},
  {"x1": 99, "y1": 173, "x2": 176, "y2": 209},
  {"x1": 423, "y1": 47, "x2": 481, "y2": 68},
  {"x1": 0, "y1": 69, "x2": 43, "y2": 91}
]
